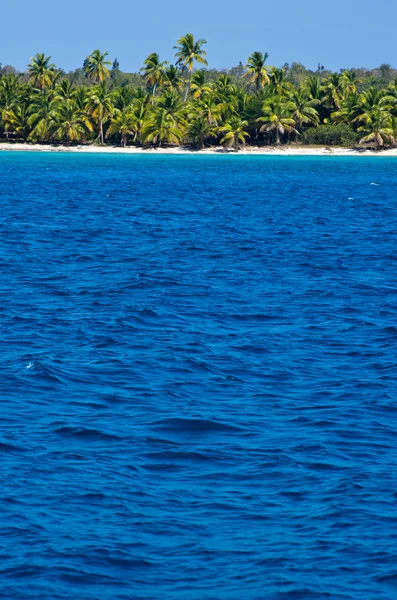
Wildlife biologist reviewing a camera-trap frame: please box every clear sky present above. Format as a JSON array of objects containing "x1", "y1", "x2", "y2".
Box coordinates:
[{"x1": 1, "y1": 0, "x2": 395, "y2": 73}]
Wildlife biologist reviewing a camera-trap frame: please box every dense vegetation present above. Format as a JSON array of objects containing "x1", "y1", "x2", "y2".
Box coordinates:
[{"x1": 1, "y1": 35, "x2": 397, "y2": 150}]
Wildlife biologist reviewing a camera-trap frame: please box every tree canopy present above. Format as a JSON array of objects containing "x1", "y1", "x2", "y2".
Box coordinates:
[{"x1": 1, "y1": 39, "x2": 397, "y2": 150}]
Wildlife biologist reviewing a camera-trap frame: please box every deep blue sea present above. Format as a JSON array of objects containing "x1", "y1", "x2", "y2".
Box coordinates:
[{"x1": 1, "y1": 152, "x2": 397, "y2": 599}]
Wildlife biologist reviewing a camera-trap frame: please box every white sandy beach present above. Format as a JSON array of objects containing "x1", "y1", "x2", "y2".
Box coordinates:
[{"x1": 0, "y1": 142, "x2": 397, "y2": 156}]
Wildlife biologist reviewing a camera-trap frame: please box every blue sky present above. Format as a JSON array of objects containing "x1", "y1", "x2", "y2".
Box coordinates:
[{"x1": 1, "y1": 0, "x2": 395, "y2": 73}]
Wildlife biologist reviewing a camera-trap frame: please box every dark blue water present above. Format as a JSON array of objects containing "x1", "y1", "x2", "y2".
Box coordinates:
[{"x1": 1, "y1": 152, "x2": 397, "y2": 599}]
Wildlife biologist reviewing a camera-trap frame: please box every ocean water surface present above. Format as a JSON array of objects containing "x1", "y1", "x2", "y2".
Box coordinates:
[{"x1": 1, "y1": 152, "x2": 397, "y2": 599}]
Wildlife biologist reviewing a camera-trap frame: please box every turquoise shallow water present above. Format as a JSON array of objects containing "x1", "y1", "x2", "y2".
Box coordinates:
[{"x1": 1, "y1": 152, "x2": 397, "y2": 599}]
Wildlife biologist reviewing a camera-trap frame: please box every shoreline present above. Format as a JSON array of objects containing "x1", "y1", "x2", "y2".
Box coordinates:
[{"x1": 1, "y1": 142, "x2": 397, "y2": 156}]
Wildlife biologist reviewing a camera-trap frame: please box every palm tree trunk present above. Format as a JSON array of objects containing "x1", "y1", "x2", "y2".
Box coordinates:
[
  {"x1": 100, "y1": 118, "x2": 104, "y2": 146},
  {"x1": 184, "y1": 71, "x2": 192, "y2": 102},
  {"x1": 276, "y1": 129, "x2": 280, "y2": 145}
]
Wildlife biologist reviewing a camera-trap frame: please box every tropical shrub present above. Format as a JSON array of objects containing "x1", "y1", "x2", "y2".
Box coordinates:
[{"x1": 301, "y1": 124, "x2": 360, "y2": 146}]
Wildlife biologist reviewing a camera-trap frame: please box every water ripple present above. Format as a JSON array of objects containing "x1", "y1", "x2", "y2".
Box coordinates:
[{"x1": 1, "y1": 153, "x2": 397, "y2": 599}]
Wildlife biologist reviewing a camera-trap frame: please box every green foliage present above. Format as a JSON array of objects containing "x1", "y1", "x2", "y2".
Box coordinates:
[
  {"x1": 84, "y1": 50, "x2": 111, "y2": 84},
  {"x1": 106, "y1": 108, "x2": 136, "y2": 146},
  {"x1": 142, "y1": 107, "x2": 183, "y2": 146},
  {"x1": 301, "y1": 124, "x2": 360, "y2": 146},
  {"x1": 1, "y1": 36, "x2": 396, "y2": 151},
  {"x1": 142, "y1": 53, "x2": 168, "y2": 96},
  {"x1": 186, "y1": 116, "x2": 216, "y2": 149},
  {"x1": 245, "y1": 52, "x2": 270, "y2": 91},
  {"x1": 220, "y1": 116, "x2": 249, "y2": 150},
  {"x1": 28, "y1": 53, "x2": 56, "y2": 90},
  {"x1": 174, "y1": 33, "x2": 208, "y2": 100}
]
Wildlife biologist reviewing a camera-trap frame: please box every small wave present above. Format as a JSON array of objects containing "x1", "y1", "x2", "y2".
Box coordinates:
[
  {"x1": 144, "y1": 450, "x2": 212, "y2": 462},
  {"x1": 53, "y1": 426, "x2": 122, "y2": 441},
  {"x1": 139, "y1": 308, "x2": 160, "y2": 318},
  {"x1": 151, "y1": 417, "x2": 244, "y2": 433},
  {"x1": 376, "y1": 572, "x2": 397, "y2": 583},
  {"x1": 23, "y1": 361, "x2": 64, "y2": 383},
  {"x1": 305, "y1": 461, "x2": 346, "y2": 471},
  {"x1": 58, "y1": 568, "x2": 116, "y2": 584},
  {"x1": 79, "y1": 492, "x2": 107, "y2": 501},
  {"x1": 93, "y1": 336, "x2": 119, "y2": 348},
  {"x1": 274, "y1": 588, "x2": 324, "y2": 599},
  {"x1": 186, "y1": 357, "x2": 213, "y2": 372},
  {"x1": 382, "y1": 326, "x2": 397, "y2": 334},
  {"x1": 0, "y1": 565, "x2": 42, "y2": 579},
  {"x1": 104, "y1": 556, "x2": 153, "y2": 569},
  {"x1": 230, "y1": 313, "x2": 276, "y2": 321},
  {"x1": 278, "y1": 490, "x2": 306, "y2": 500},
  {"x1": 0, "y1": 441, "x2": 24, "y2": 453}
]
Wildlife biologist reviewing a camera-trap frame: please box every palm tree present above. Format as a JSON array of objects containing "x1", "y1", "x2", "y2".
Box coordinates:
[
  {"x1": 28, "y1": 53, "x2": 56, "y2": 91},
  {"x1": 142, "y1": 53, "x2": 169, "y2": 96},
  {"x1": 4, "y1": 103, "x2": 32, "y2": 140},
  {"x1": 51, "y1": 102, "x2": 92, "y2": 142},
  {"x1": 302, "y1": 75, "x2": 322, "y2": 101},
  {"x1": 174, "y1": 33, "x2": 208, "y2": 101},
  {"x1": 391, "y1": 116, "x2": 397, "y2": 142},
  {"x1": 48, "y1": 70, "x2": 63, "y2": 91},
  {"x1": 269, "y1": 68, "x2": 292, "y2": 96},
  {"x1": 220, "y1": 116, "x2": 249, "y2": 150},
  {"x1": 84, "y1": 50, "x2": 111, "y2": 84},
  {"x1": 112, "y1": 86, "x2": 135, "y2": 110},
  {"x1": 129, "y1": 86, "x2": 146, "y2": 98},
  {"x1": 228, "y1": 87, "x2": 251, "y2": 118},
  {"x1": 142, "y1": 107, "x2": 183, "y2": 146},
  {"x1": 258, "y1": 97, "x2": 298, "y2": 145},
  {"x1": 321, "y1": 74, "x2": 345, "y2": 110},
  {"x1": 341, "y1": 70, "x2": 362, "y2": 95},
  {"x1": 0, "y1": 74, "x2": 21, "y2": 133},
  {"x1": 288, "y1": 89, "x2": 319, "y2": 130},
  {"x1": 73, "y1": 86, "x2": 91, "y2": 123},
  {"x1": 164, "y1": 65, "x2": 184, "y2": 93},
  {"x1": 87, "y1": 82, "x2": 113, "y2": 145},
  {"x1": 387, "y1": 77, "x2": 397, "y2": 101},
  {"x1": 245, "y1": 52, "x2": 270, "y2": 91},
  {"x1": 196, "y1": 96, "x2": 224, "y2": 126},
  {"x1": 213, "y1": 76, "x2": 238, "y2": 109},
  {"x1": 186, "y1": 116, "x2": 215, "y2": 149},
  {"x1": 351, "y1": 87, "x2": 394, "y2": 130},
  {"x1": 28, "y1": 89, "x2": 55, "y2": 141},
  {"x1": 190, "y1": 70, "x2": 211, "y2": 100},
  {"x1": 331, "y1": 92, "x2": 360, "y2": 125},
  {"x1": 107, "y1": 108, "x2": 136, "y2": 147},
  {"x1": 157, "y1": 88, "x2": 186, "y2": 127},
  {"x1": 358, "y1": 87, "x2": 394, "y2": 111},
  {"x1": 54, "y1": 80, "x2": 76, "y2": 102},
  {"x1": 357, "y1": 106, "x2": 394, "y2": 149},
  {"x1": 130, "y1": 97, "x2": 149, "y2": 143},
  {"x1": 73, "y1": 91, "x2": 93, "y2": 137}
]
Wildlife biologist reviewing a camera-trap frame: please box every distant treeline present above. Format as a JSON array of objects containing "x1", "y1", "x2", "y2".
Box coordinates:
[{"x1": 1, "y1": 35, "x2": 396, "y2": 150}]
